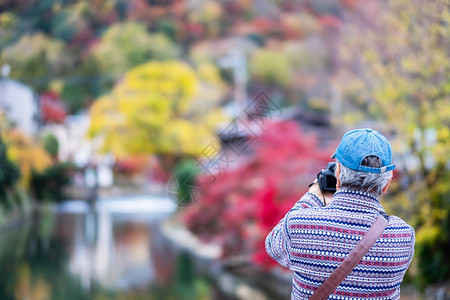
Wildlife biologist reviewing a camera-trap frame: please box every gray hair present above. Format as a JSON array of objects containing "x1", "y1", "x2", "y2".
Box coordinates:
[{"x1": 338, "y1": 156, "x2": 393, "y2": 197}]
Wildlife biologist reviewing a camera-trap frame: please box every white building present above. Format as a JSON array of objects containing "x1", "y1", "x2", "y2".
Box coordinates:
[{"x1": 0, "y1": 77, "x2": 40, "y2": 136}]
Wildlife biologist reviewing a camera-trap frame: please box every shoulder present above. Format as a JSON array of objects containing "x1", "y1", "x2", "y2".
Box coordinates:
[
  {"x1": 286, "y1": 193, "x2": 323, "y2": 223},
  {"x1": 387, "y1": 215, "x2": 414, "y2": 229},
  {"x1": 294, "y1": 192, "x2": 323, "y2": 209},
  {"x1": 386, "y1": 215, "x2": 415, "y2": 243}
]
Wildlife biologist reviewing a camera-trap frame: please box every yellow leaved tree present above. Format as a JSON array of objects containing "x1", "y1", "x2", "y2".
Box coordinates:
[
  {"x1": 5, "y1": 130, "x2": 52, "y2": 188},
  {"x1": 0, "y1": 113, "x2": 52, "y2": 189},
  {"x1": 88, "y1": 60, "x2": 227, "y2": 169}
]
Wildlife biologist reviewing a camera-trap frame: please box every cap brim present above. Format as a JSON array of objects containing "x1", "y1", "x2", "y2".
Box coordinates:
[{"x1": 331, "y1": 153, "x2": 336, "y2": 159}]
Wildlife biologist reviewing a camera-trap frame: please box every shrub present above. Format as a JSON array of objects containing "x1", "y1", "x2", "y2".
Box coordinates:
[{"x1": 30, "y1": 163, "x2": 74, "y2": 203}]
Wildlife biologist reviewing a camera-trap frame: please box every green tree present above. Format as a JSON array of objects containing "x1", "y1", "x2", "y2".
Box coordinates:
[
  {"x1": 90, "y1": 22, "x2": 180, "y2": 76},
  {"x1": 0, "y1": 133, "x2": 20, "y2": 206},
  {"x1": 43, "y1": 134, "x2": 59, "y2": 159},
  {"x1": 61, "y1": 21, "x2": 181, "y2": 113},
  {"x1": 60, "y1": 55, "x2": 104, "y2": 114},
  {"x1": 0, "y1": 12, "x2": 20, "y2": 50},
  {"x1": 249, "y1": 48, "x2": 293, "y2": 88},
  {"x1": 0, "y1": 33, "x2": 74, "y2": 92},
  {"x1": 187, "y1": 1, "x2": 223, "y2": 38},
  {"x1": 50, "y1": 1, "x2": 91, "y2": 42},
  {"x1": 337, "y1": 0, "x2": 450, "y2": 289}
]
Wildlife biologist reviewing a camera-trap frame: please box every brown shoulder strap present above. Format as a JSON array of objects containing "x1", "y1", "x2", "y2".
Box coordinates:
[{"x1": 310, "y1": 215, "x2": 388, "y2": 300}]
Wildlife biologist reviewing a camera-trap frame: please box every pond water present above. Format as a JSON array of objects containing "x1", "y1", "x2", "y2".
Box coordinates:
[{"x1": 0, "y1": 195, "x2": 230, "y2": 300}]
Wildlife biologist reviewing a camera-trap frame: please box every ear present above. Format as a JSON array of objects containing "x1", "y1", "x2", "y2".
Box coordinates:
[
  {"x1": 382, "y1": 175, "x2": 393, "y2": 194},
  {"x1": 335, "y1": 163, "x2": 340, "y2": 189}
]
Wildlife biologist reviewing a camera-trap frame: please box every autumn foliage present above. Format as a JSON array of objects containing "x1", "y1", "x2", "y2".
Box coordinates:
[
  {"x1": 40, "y1": 92, "x2": 67, "y2": 124},
  {"x1": 180, "y1": 120, "x2": 335, "y2": 267},
  {"x1": 88, "y1": 60, "x2": 227, "y2": 161},
  {"x1": 4, "y1": 129, "x2": 52, "y2": 188}
]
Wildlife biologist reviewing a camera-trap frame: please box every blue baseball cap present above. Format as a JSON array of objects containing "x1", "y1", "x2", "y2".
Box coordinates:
[{"x1": 331, "y1": 128, "x2": 395, "y2": 173}]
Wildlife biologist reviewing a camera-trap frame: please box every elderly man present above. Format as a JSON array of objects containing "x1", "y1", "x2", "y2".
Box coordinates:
[{"x1": 265, "y1": 128, "x2": 415, "y2": 299}]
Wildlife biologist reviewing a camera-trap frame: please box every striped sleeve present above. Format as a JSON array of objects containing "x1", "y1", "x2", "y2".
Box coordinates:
[
  {"x1": 406, "y1": 224, "x2": 416, "y2": 267},
  {"x1": 265, "y1": 192, "x2": 323, "y2": 268},
  {"x1": 292, "y1": 192, "x2": 324, "y2": 209}
]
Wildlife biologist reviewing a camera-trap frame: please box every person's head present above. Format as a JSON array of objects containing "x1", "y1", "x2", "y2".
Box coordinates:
[{"x1": 331, "y1": 128, "x2": 395, "y2": 197}]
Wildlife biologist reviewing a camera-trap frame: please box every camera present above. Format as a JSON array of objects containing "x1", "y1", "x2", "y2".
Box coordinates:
[{"x1": 317, "y1": 162, "x2": 337, "y2": 193}]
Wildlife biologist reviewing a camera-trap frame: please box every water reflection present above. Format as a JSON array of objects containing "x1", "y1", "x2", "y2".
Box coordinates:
[{"x1": 0, "y1": 196, "x2": 226, "y2": 300}]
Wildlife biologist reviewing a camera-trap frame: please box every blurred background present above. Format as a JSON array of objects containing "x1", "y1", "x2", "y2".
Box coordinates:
[{"x1": 0, "y1": 0, "x2": 449, "y2": 299}]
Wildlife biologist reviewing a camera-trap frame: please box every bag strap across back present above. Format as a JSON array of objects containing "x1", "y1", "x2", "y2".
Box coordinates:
[{"x1": 310, "y1": 215, "x2": 388, "y2": 300}]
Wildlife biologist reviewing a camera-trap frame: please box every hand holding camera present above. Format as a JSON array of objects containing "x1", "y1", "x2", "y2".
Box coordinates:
[
  {"x1": 309, "y1": 162, "x2": 337, "y2": 206},
  {"x1": 317, "y1": 162, "x2": 337, "y2": 193}
]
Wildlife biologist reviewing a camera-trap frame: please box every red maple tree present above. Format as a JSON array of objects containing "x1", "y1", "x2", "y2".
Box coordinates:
[
  {"x1": 40, "y1": 92, "x2": 67, "y2": 124},
  {"x1": 180, "y1": 120, "x2": 336, "y2": 268}
]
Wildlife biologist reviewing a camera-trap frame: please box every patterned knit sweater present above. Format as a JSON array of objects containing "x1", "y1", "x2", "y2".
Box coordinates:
[{"x1": 265, "y1": 190, "x2": 415, "y2": 300}]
